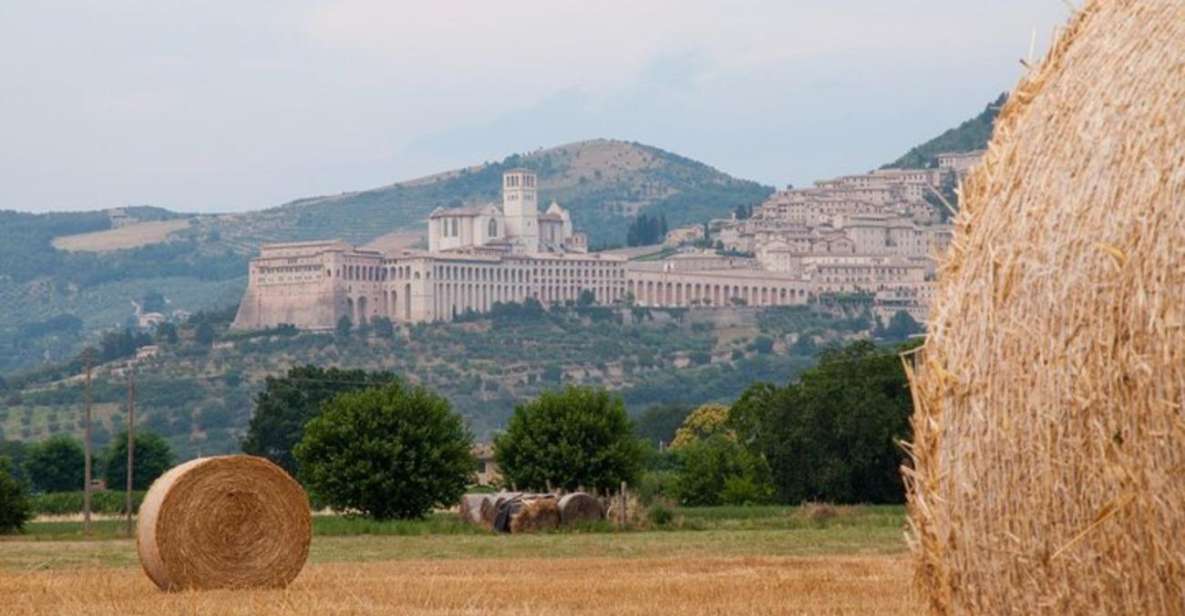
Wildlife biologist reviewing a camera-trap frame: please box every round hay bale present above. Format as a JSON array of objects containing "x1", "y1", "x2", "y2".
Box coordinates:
[
  {"x1": 508, "y1": 496, "x2": 560, "y2": 534},
  {"x1": 479, "y1": 494, "x2": 499, "y2": 528},
  {"x1": 137, "y1": 455, "x2": 311, "y2": 591},
  {"x1": 458, "y1": 494, "x2": 487, "y2": 526},
  {"x1": 905, "y1": 2, "x2": 1185, "y2": 613},
  {"x1": 557, "y1": 492, "x2": 603, "y2": 526}
]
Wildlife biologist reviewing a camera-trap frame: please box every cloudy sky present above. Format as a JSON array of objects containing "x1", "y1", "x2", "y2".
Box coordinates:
[{"x1": 1, "y1": 1, "x2": 1071, "y2": 214}]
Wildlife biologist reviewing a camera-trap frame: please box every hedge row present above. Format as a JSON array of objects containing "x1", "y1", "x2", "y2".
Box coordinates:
[{"x1": 31, "y1": 490, "x2": 146, "y2": 515}]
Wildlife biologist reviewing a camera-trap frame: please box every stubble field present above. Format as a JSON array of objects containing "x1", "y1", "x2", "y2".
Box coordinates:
[{"x1": 1, "y1": 508, "x2": 917, "y2": 615}]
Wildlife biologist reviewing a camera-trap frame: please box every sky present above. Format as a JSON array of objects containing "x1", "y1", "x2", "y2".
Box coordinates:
[{"x1": 1, "y1": 1, "x2": 1072, "y2": 214}]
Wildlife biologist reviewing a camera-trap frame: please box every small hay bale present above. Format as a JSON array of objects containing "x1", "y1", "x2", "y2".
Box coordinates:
[
  {"x1": 137, "y1": 455, "x2": 311, "y2": 591},
  {"x1": 479, "y1": 494, "x2": 499, "y2": 528},
  {"x1": 905, "y1": 2, "x2": 1185, "y2": 613},
  {"x1": 557, "y1": 492, "x2": 603, "y2": 526},
  {"x1": 508, "y1": 496, "x2": 560, "y2": 534}
]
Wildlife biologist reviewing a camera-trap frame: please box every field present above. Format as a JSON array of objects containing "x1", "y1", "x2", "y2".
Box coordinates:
[
  {"x1": 51, "y1": 219, "x2": 192, "y2": 252},
  {"x1": 0, "y1": 507, "x2": 917, "y2": 615}
]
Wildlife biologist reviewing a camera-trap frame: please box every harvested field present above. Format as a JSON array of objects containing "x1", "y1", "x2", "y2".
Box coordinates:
[
  {"x1": 0, "y1": 545, "x2": 913, "y2": 615},
  {"x1": 51, "y1": 219, "x2": 191, "y2": 252},
  {"x1": 1, "y1": 510, "x2": 914, "y2": 614}
]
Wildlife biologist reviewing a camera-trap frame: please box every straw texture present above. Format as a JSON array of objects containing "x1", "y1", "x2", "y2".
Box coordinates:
[
  {"x1": 137, "y1": 455, "x2": 312, "y2": 591},
  {"x1": 557, "y1": 492, "x2": 603, "y2": 526},
  {"x1": 508, "y1": 496, "x2": 560, "y2": 534},
  {"x1": 904, "y1": 1, "x2": 1185, "y2": 614}
]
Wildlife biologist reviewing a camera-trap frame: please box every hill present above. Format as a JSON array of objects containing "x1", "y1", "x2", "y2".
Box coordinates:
[
  {"x1": 884, "y1": 93, "x2": 1006, "y2": 169},
  {"x1": 0, "y1": 140, "x2": 771, "y2": 376},
  {"x1": 0, "y1": 304, "x2": 887, "y2": 459}
]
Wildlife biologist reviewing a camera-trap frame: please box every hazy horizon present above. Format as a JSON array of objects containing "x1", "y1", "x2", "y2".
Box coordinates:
[{"x1": 2, "y1": 2, "x2": 1070, "y2": 215}]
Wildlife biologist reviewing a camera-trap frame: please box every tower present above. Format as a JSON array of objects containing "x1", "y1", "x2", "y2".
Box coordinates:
[{"x1": 501, "y1": 169, "x2": 539, "y2": 252}]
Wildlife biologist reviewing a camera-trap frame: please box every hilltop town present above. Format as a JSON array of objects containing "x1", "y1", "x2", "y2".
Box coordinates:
[{"x1": 233, "y1": 152, "x2": 981, "y2": 332}]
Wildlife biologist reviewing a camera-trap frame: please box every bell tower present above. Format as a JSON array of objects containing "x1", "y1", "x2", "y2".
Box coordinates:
[{"x1": 501, "y1": 169, "x2": 539, "y2": 252}]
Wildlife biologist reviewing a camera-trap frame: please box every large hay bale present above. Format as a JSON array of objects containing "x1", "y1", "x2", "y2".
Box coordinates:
[
  {"x1": 508, "y1": 496, "x2": 560, "y2": 534},
  {"x1": 137, "y1": 455, "x2": 311, "y2": 591},
  {"x1": 557, "y1": 492, "x2": 603, "y2": 526},
  {"x1": 905, "y1": 2, "x2": 1185, "y2": 613}
]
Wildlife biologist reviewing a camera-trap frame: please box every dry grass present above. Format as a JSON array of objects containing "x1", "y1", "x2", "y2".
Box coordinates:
[
  {"x1": 0, "y1": 553, "x2": 913, "y2": 615},
  {"x1": 51, "y1": 219, "x2": 191, "y2": 252}
]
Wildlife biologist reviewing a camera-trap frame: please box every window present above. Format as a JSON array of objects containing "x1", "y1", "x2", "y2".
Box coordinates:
[{"x1": 488, "y1": 219, "x2": 497, "y2": 237}]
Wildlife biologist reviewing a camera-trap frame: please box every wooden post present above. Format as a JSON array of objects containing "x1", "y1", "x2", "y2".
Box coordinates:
[
  {"x1": 82, "y1": 352, "x2": 93, "y2": 538},
  {"x1": 125, "y1": 369, "x2": 136, "y2": 537},
  {"x1": 619, "y1": 481, "x2": 627, "y2": 529}
]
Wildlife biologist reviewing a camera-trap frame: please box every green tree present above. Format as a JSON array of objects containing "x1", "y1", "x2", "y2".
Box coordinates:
[
  {"x1": 294, "y1": 381, "x2": 474, "y2": 519},
  {"x1": 730, "y1": 340, "x2": 913, "y2": 504},
  {"x1": 241, "y1": 365, "x2": 397, "y2": 477},
  {"x1": 633, "y1": 403, "x2": 691, "y2": 446},
  {"x1": 336, "y1": 315, "x2": 352, "y2": 338},
  {"x1": 0, "y1": 456, "x2": 32, "y2": 533},
  {"x1": 880, "y1": 311, "x2": 924, "y2": 340},
  {"x1": 103, "y1": 431, "x2": 175, "y2": 491},
  {"x1": 495, "y1": 387, "x2": 645, "y2": 493},
  {"x1": 24, "y1": 435, "x2": 85, "y2": 493},
  {"x1": 673, "y1": 433, "x2": 773, "y2": 506}
]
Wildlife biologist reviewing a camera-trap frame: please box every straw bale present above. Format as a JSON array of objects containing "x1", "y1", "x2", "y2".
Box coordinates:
[
  {"x1": 508, "y1": 496, "x2": 560, "y2": 534},
  {"x1": 904, "y1": 2, "x2": 1185, "y2": 613},
  {"x1": 458, "y1": 494, "x2": 488, "y2": 526},
  {"x1": 137, "y1": 455, "x2": 312, "y2": 591},
  {"x1": 557, "y1": 492, "x2": 603, "y2": 526}
]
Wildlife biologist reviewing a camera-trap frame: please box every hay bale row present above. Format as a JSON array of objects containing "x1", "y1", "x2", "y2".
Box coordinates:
[
  {"x1": 137, "y1": 455, "x2": 311, "y2": 591},
  {"x1": 458, "y1": 491, "x2": 603, "y2": 533},
  {"x1": 905, "y1": 1, "x2": 1185, "y2": 613}
]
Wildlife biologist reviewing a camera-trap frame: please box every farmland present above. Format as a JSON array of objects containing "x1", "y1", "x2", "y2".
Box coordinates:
[{"x1": 0, "y1": 506, "x2": 916, "y2": 615}]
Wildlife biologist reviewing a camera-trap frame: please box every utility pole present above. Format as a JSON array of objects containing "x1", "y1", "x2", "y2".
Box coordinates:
[
  {"x1": 82, "y1": 351, "x2": 93, "y2": 538},
  {"x1": 125, "y1": 368, "x2": 136, "y2": 537}
]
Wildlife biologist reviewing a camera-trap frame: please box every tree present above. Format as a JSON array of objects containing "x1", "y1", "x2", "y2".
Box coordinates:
[
  {"x1": 0, "y1": 456, "x2": 32, "y2": 534},
  {"x1": 880, "y1": 311, "x2": 924, "y2": 340},
  {"x1": 336, "y1": 315, "x2": 352, "y2": 338},
  {"x1": 495, "y1": 387, "x2": 645, "y2": 493},
  {"x1": 730, "y1": 340, "x2": 913, "y2": 504},
  {"x1": 577, "y1": 289, "x2": 596, "y2": 307},
  {"x1": 634, "y1": 403, "x2": 691, "y2": 446},
  {"x1": 103, "y1": 431, "x2": 175, "y2": 491},
  {"x1": 294, "y1": 381, "x2": 474, "y2": 519},
  {"x1": 24, "y1": 435, "x2": 85, "y2": 493},
  {"x1": 673, "y1": 434, "x2": 773, "y2": 506},
  {"x1": 241, "y1": 365, "x2": 397, "y2": 477},
  {"x1": 671, "y1": 403, "x2": 731, "y2": 448}
]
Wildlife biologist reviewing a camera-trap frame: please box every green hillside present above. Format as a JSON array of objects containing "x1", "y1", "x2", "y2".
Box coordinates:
[
  {"x1": 0, "y1": 304, "x2": 888, "y2": 459},
  {"x1": 884, "y1": 93, "x2": 1006, "y2": 169}
]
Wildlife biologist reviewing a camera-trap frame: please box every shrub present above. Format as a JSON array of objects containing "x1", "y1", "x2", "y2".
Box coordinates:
[
  {"x1": 0, "y1": 456, "x2": 32, "y2": 533},
  {"x1": 673, "y1": 434, "x2": 773, "y2": 506},
  {"x1": 495, "y1": 386, "x2": 645, "y2": 493},
  {"x1": 295, "y1": 381, "x2": 474, "y2": 520}
]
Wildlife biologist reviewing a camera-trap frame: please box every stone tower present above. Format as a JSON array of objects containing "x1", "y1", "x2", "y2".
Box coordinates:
[{"x1": 501, "y1": 169, "x2": 539, "y2": 253}]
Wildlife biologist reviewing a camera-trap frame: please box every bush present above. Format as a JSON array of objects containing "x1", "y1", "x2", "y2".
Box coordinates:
[
  {"x1": 0, "y1": 456, "x2": 32, "y2": 533},
  {"x1": 30, "y1": 490, "x2": 146, "y2": 515},
  {"x1": 673, "y1": 434, "x2": 773, "y2": 506},
  {"x1": 25, "y1": 435, "x2": 85, "y2": 493},
  {"x1": 495, "y1": 386, "x2": 645, "y2": 493},
  {"x1": 294, "y1": 381, "x2": 474, "y2": 519}
]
